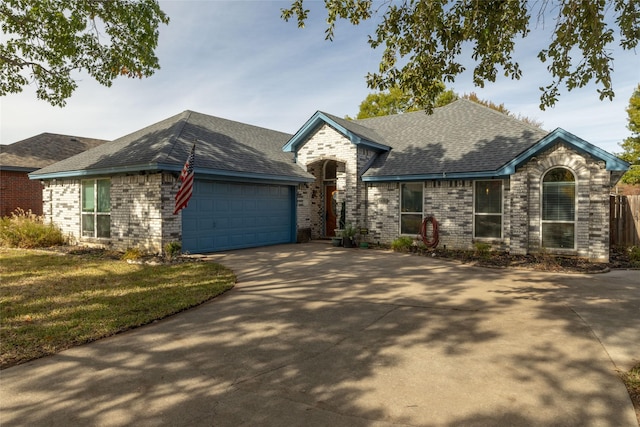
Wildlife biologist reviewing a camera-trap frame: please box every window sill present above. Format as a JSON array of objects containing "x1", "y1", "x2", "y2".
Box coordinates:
[
  {"x1": 472, "y1": 238, "x2": 504, "y2": 244},
  {"x1": 80, "y1": 237, "x2": 112, "y2": 247}
]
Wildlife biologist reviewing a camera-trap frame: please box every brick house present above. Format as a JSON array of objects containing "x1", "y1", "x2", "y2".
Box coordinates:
[
  {"x1": 286, "y1": 100, "x2": 628, "y2": 262},
  {"x1": 31, "y1": 100, "x2": 628, "y2": 261},
  {"x1": 30, "y1": 111, "x2": 314, "y2": 254},
  {"x1": 0, "y1": 133, "x2": 107, "y2": 217}
]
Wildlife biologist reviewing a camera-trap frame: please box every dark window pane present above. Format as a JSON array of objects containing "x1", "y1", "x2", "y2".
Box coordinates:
[
  {"x1": 475, "y1": 215, "x2": 502, "y2": 238},
  {"x1": 97, "y1": 215, "x2": 110, "y2": 238},
  {"x1": 401, "y1": 183, "x2": 422, "y2": 213},
  {"x1": 544, "y1": 168, "x2": 575, "y2": 182},
  {"x1": 401, "y1": 214, "x2": 422, "y2": 235},
  {"x1": 82, "y1": 214, "x2": 94, "y2": 237},
  {"x1": 542, "y1": 223, "x2": 575, "y2": 248},
  {"x1": 475, "y1": 181, "x2": 502, "y2": 214}
]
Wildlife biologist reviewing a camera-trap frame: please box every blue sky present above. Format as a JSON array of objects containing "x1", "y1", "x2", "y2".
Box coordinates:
[{"x1": 1, "y1": 0, "x2": 638, "y2": 155}]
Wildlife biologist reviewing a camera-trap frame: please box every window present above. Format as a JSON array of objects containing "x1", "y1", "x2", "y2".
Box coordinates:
[
  {"x1": 474, "y1": 180, "x2": 502, "y2": 239},
  {"x1": 542, "y1": 168, "x2": 575, "y2": 249},
  {"x1": 400, "y1": 183, "x2": 423, "y2": 234},
  {"x1": 82, "y1": 179, "x2": 110, "y2": 238}
]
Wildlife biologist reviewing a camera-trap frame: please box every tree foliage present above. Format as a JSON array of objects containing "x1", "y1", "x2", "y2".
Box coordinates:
[
  {"x1": 620, "y1": 84, "x2": 640, "y2": 185},
  {"x1": 282, "y1": 0, "x2": 640, "y2": 112},
  {"x1": 350, "y1": 83, "x2": 455, "y2": 119},
  {"x1": 0, "y1": 0, "x2": 169, "y2": 106}
]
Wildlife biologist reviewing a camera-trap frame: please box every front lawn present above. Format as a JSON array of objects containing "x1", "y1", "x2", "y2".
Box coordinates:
[{"x1": 0, "y1": 248, "x2": 235, "y2": 369}]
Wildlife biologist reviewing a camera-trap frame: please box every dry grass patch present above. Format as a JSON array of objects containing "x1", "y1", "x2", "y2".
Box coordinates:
[
  {"x1": 622, "y1": 363, "x2": 640, "y2": 424},
  {"x1": 0, "y1": 248, "x2": 235, "y2": 369}
]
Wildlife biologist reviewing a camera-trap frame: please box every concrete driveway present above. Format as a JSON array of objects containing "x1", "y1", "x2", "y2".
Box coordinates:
[{"x1": 1, "y1": 242, "x2": 638, "y2": 426}]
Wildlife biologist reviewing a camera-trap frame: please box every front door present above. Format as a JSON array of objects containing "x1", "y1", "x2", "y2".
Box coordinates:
[{"x1": 325, "y1": 185, "x2": 337, "y2": 237}]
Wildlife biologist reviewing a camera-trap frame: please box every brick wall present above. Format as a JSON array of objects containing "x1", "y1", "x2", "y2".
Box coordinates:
[
  {"x1": 43, "y1": 172, "x2": 183, "y2": 255},
  {"x1": 365, "y1": 179, "x2": 510, "y2": 251},
  {"x1": 110, "y1": 174, "x2": 164, "y2": 253},
  {"x1": 511, "y1": 142, "x2": 612, "y2": 262},
  {"x1": 42, "y1": 178, "x2": 81, "y2": 244},
  {"x1": 0, "y1": 170, "x2": 43, "y2": 216},
  {"x1": 295, "y1": 124, "x2": 377, "y2": 238}
]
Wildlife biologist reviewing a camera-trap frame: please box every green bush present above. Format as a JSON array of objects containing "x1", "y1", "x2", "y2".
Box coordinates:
[
  {"x1": 391, "y1": 236, "x2": 414, "y2": 251},
  {"x1": 164, "y1": 241, "x2": 182, "y2": 259},
  {"x1": 121, "y1": 247, "x2": 143, "y2": 261},
  {"x1": 474, "y1": 241, "x2": 492, "y2": 259},
  {"x1": 0, "y1": 209, "x2": 67, "y2": 248}
]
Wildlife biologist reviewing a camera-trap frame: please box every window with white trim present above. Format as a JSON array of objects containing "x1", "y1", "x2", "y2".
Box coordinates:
[
  {"x1": 474, "y1": 180, "x2": 503, "y2": 239},
  {"x1": 400, "y1": 183, "x2": 423, "y2": 235},
  {"x1": 82, "y1": 179, "x2": 111, "y2": 238},
  {"x1": 542, "y1": 168, "x2": 575, "y2": 249}
]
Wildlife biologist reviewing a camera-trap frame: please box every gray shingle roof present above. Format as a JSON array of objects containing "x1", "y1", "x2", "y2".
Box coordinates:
[
  {"x1": 356, "y1": 99, "x2": 549, "y2": 178},
  {"x1": 0, "y1": 133, "x2": 108, "y2": 171},
  {"x1": 321, "y1": 112, "x2": 388, "y2": 147},
  {"x1": 32, "y1": 111, "x2": 313, "y2": 181}
]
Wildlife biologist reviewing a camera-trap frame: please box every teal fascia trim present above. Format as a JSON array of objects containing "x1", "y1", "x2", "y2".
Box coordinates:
[
  {"x1": 362, "y1": 171, "x2": 509, "y2": 182},
  {"x1": 29, "y1": 163, "x2": 162, "y2": 180},
  {"x1": 193, "y1": 167, "x2": 314, "y2": 185},
  {"x1": 283, "y1": 111, "x2": 391, "y2": 153},
  {"x1": 499, "y1": 128, "x2": 629, "y2": 174},
  {"x1": 30, "y1": 162, "x2": 315, "y2": 185}
]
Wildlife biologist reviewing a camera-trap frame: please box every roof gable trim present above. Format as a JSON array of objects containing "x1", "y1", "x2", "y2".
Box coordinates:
[
  {"x1": 283, "y1": 111, "x2": 391, "y2": 153},
  {"x1": 498, "y1": 128, "x2": 629, "y2": 175}
]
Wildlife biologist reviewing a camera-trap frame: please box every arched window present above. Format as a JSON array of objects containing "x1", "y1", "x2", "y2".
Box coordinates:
[{"x1": 542, "y1": 168, "x2": 575, "y2": 249}]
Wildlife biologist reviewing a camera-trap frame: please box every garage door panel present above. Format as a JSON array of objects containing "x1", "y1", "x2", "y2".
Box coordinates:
[{"x1": 182, "y1": 181, "x2": 294, "y2": 253}]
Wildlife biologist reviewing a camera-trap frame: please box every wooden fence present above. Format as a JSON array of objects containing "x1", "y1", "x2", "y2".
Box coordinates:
[{"x1": 610, "y1": 195, "x2": 640, "y2": 247}]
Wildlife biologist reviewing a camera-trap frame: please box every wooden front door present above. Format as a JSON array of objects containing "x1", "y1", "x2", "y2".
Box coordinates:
[{"x1": 325, "y1": 185, "x2": 337, "y2": 237}]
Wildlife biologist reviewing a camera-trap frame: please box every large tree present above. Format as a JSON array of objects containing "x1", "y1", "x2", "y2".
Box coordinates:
[
  {"x1": 0, "y1": 0, "x2": 169, "y2": 106},
  {"x1": 620, "y1": 84, "x2": 640, "y2": 184},
  {"x1": 350, "y1": 83, "x2": 455, "y2": 118},
  {"x1": 282, "y1": 0, "x2": 639, "y2": 112}
]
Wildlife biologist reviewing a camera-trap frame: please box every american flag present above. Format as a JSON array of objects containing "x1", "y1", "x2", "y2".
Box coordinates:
[{"x1": 173, "y1": 144, "x2": 195, "y2": 215}]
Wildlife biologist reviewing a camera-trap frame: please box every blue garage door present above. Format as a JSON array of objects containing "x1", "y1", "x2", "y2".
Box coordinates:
[{"x1": 182, "y1": 181, "x2": 295, "y2": 253}]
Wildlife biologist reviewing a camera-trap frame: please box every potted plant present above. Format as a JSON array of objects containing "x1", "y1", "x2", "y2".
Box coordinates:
[
  {"x1": 342, "y1": 223, "x2": 357, "y2": 248},
  {"x1": 332, "y1": 229, "x2": 343, "y2": 247}
]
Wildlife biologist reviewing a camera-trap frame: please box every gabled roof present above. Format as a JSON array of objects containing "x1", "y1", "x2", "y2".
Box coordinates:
[
  {"x1": 31, "y1": 111, "x2": 314, "y2": 183},
  {"x1": 0, "y1": 133, "x2": 108, "y2": 172},
  {"x1": 283, "y1": 111, "x2": 392, "y2": 153},
  {"x1": 358, "y1": 99, "x2": 550, "y2": 180},
  {"x1": 285, "y1": 99, "x2": 628, "y2": 181}
]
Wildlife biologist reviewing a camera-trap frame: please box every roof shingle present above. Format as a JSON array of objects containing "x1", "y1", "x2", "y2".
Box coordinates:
[
  {"x1": 357, "y1": 99, "x2": 549, "y2": 177},
  {"x1": 0, "y1": 133, "x2": 108, "y2": 171},
  {"x1": 31, "y1": 111, "x2": 313, "y2": 181}
]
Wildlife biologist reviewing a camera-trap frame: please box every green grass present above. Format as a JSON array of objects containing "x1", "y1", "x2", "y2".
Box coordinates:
[
  {"x1": 0, "y1": 248, "x2": 235, "y2": 369},
  {"x1": 622, "y1": 363, "x2": 640, "y2": 423}
]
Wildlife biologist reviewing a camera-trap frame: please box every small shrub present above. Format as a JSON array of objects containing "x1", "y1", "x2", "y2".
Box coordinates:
[
  {"x1": 164, "y1": 241, "x2": 182, "y2": 259},
  {"x1": 391, "y1": 236, "x2": 414, "y2": 252},
  {"x1": 474, "y1": 241, "x2": 492, "y2": 259},
  {"x1": 121, "y1": 247, "x2": 143, "y2": 261},
  {"x1": 0, "y1": 209, "x2": 67, "y2": 248}
]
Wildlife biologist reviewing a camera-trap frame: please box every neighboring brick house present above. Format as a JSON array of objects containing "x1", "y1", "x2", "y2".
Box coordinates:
[
  {"x1": 285, "y1": 99, "x2": 629, "y2": 262},
  {"x1": 0, "y1": 133, "x2": 107, "y2": 216},
  {"x1": 31, "y1": 100, "x2": 628, "y2": 261}
]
